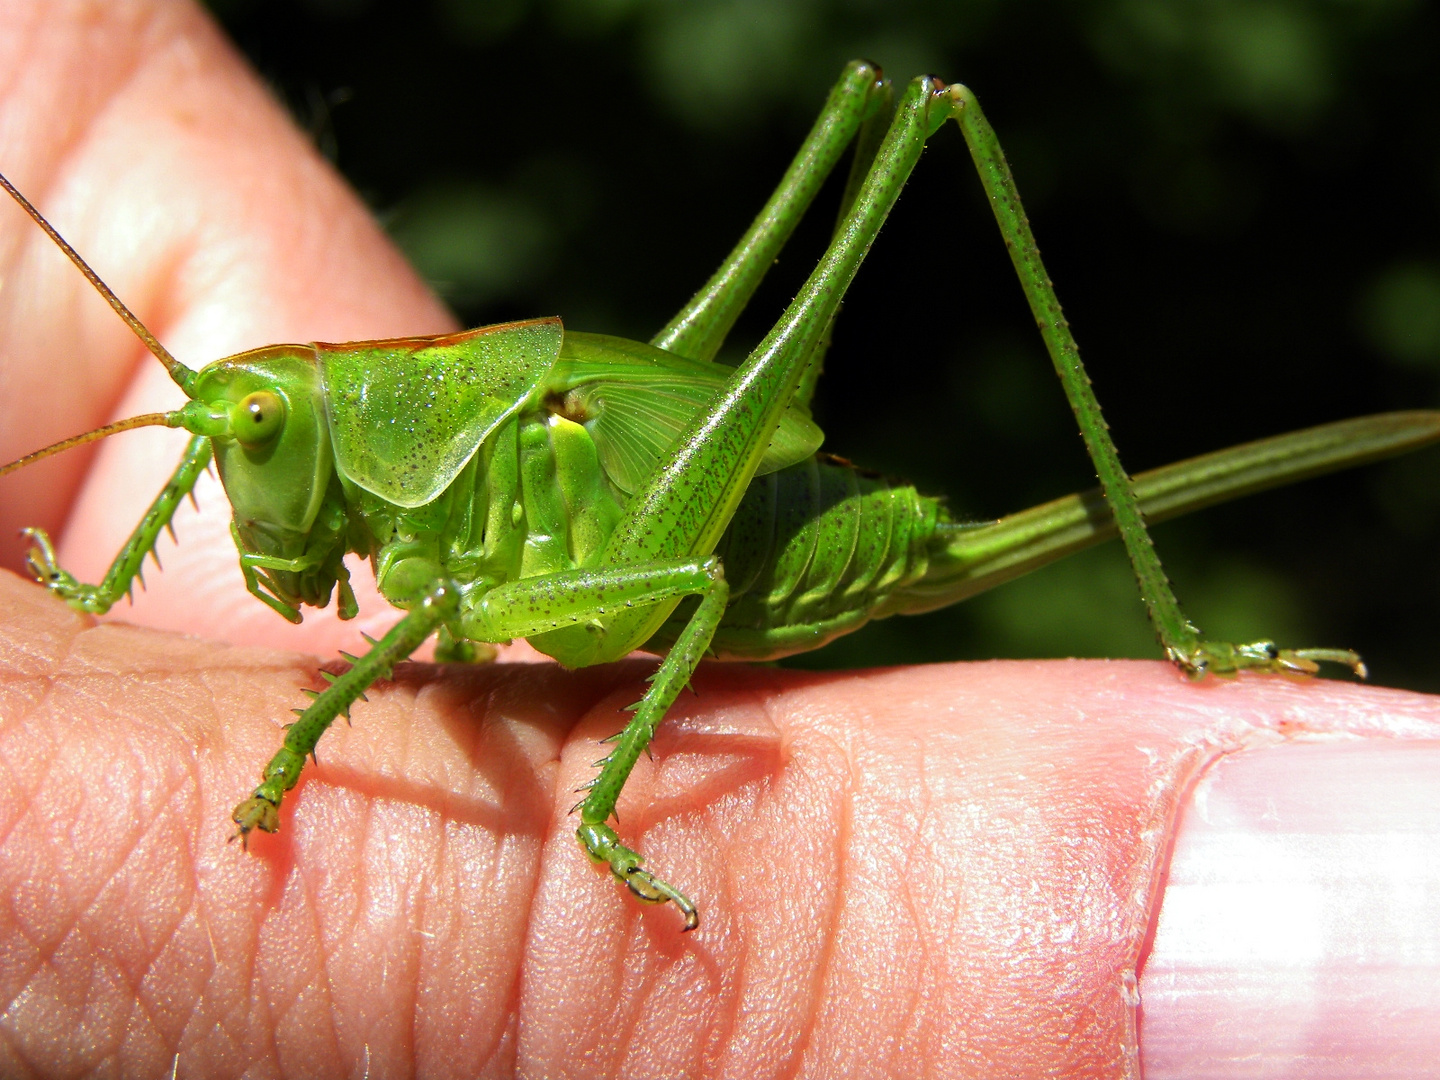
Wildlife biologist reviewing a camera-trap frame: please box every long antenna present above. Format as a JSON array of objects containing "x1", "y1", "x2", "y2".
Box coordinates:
[
  {"x1": 0, "y1": 412, "x2": 182, "y2": 477},
  {"x1": 0, "y1": 171, "x2": 197, "y2": 391}
]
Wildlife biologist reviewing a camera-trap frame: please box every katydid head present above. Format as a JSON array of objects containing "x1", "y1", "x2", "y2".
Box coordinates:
[{"x1": 184, "y1": 345, "x2": 333, "y2": 552}]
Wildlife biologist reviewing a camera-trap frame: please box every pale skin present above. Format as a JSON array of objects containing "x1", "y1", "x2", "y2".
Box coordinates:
[{"x1": 1, "y1": 4, "x2": 1438, "y2": 1077}]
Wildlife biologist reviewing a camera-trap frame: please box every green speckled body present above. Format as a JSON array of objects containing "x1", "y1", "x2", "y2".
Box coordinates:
[{"x1": 229, "y1": 322, "x2": 957, "y2": 665}]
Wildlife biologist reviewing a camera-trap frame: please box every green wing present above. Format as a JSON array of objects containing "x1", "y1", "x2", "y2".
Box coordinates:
[
  {"x1": 550, "y1": 331, "x2": 824, "y2": 494},
  {"x1": 317, "y1": 318, "x2": 564, "y2": 508}
]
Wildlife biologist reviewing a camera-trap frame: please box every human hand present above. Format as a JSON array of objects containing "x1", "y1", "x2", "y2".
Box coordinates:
[{"x1": 1, "y1": 4, "x2": 1437, "y2": 1076}]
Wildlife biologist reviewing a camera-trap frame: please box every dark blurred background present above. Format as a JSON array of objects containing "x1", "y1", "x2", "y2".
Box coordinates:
[{"x1": 205, "y1": 0, "x2": 1440, "y2": 690}]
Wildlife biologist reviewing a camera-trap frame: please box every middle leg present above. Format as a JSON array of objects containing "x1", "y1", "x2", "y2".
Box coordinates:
[
  {"x1": 460, "y1": 556, "x2": 731, "y2": 929},
  {"x1": 651, "y1": 60, "x2": 891, "y2": 371}
]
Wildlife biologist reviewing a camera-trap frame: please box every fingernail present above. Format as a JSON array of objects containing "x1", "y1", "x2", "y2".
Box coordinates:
[{"x1": 1140, "y1": 740, "x2": 1440, "y2": 1077}]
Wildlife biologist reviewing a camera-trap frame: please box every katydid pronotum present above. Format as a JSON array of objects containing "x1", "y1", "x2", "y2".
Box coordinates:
[{"x1": 3, "y1": 62, "x2": 1437, "y2": 931}]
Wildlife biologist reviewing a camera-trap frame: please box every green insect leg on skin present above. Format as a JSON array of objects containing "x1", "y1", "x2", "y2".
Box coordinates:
[{"x1": 22, "y1": 435, "x2": 213, "y2": 613}]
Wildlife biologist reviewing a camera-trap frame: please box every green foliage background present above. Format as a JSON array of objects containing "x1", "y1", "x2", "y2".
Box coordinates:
[{"x1": 207, "y1": 0, "x2": 1440, "y2": 689}]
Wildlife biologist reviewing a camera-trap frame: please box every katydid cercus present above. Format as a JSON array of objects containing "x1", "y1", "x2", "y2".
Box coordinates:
[{"x1": 3, "y1": 62, "x2": 1437, "y2": 932}]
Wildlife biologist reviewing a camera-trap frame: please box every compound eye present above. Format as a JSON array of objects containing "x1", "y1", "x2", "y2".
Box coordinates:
[{"x1": 232, "y1": 390, "x2": 286, "y2": 448}]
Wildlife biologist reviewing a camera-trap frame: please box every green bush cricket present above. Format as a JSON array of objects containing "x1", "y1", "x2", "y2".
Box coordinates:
[{"x1": 3, "y1": 62, "x2": 1437, "y2": 932}]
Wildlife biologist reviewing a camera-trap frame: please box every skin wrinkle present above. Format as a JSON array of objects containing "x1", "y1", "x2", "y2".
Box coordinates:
[
  {"x1": 118, "y1": 965, "x2": 166, "y2": 1072},
  {"x1": 409, "y1": 798, "x2": 439, "y2": 1073},
  {"x1": 596, "y1": 771, "x2": 668, "y2": 1071},
  {"x1": 335, "y1": 782, "x2": 382, "y2": 1060},
  {"x1": 714, "y1": 771, "x2": 759, "y2": 1074},
  {"x1": 190, "y1": 892, "x2": 229, "y2": 1059},
  {"x1": 490, "y1": 884, "x2": 522, "y2": 1073},
  {"x1": 920, "y1": 823, "x2": 983, "y2": 1067},
  {"x1": 8, "y1": 712, "x2": 136, "y2": 986},
  {"x1": 82, "y1": 673, "x2": 191, "y2": 908},
  {"x1": 0, "y1": 702, "x2": 54, "y2": 869},
  {"x1": 287, "y1": 844, "x2": 342, "y2": 1079},
  {"x1": 1, "y1": 1022, "x2": 38, "y2": 1078},
  {"x1": 131, "y1": 898, "x2": 190, "y2": 1077},
  {"x1": 68, "y1": 923, "x2": 132, "y2": 1068},
  {"x1": 703, "y1": 701, "x2": 784, "y2": 1060},
  {"x1": 0, "y1": 891, "x2": 42, "y2": 1026},
  {"x1": 449, "y1": 829, "x2": 510, "y2": 1073},
  {"x1": 0, "y1": 992, "x2": 28, "y2": 1075},
  {"x1": 106, "y1": 776, "x2": 195, "y2": 1019},
  {"x1": 4, "y1": 594, "x2": 82, "y2": 680},
  {"x1": 240, "y1": 804, "x2": 312, "y2": 1072},
  {"x1": 897, "y1": 755, "x2": 942, "y2": 1068},
  {"x1": 0, "y1": 756, "x2": 27, "y2": 866},
  {"x1": 386, "y1": 813, "x2": 426, "y2": 1068},
  {"x1": 241, "y1": 938, "x2": 280, "y2": 1080},
  {"x1": 793, "y1": 721, "x2": 854, "y2": 1074},
  {"x1": 510, "y1": 686, "x2": 553, "y2": 1067},
  {"x1": 403, "y1": 805, "x2": 444, "y2": 1058},
  {"x1": 0, "y1": 582, "x2": 94, "y2": 732},
  {"x1": 434, "y1": 673, "x2": 559, "y2": 835},
  {"x1": 686, "y1": 818, "x2": 741, "y2": 1077},
  {"x1": 691, "y1": 686, "x2": 778, "y2": 1063},
  {"x1": 153, "y1": 893, "x2": 211, "y2": 1066},
  {"x1": 677, "y1": 740, "x2": 755, "y2": 1069},
  {"x1": 612, "y1": 953, "x2": 649, "y2": 1076}
]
